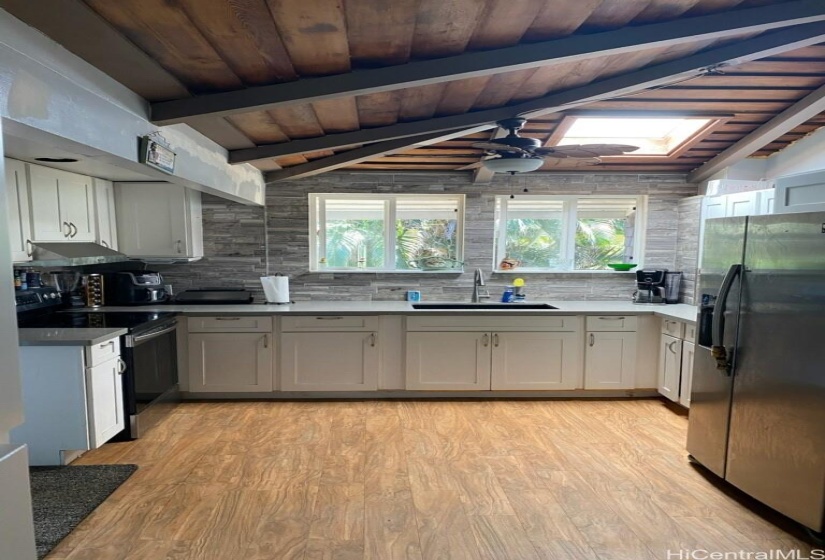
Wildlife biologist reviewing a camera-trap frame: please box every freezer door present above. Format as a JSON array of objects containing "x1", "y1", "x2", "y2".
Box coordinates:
[
  {"x1": 686, "y1": 217, "x2": 747, "y2": 477},
  {"x1": 725, "y1": 213, "x2": 825, "y2": 532}
]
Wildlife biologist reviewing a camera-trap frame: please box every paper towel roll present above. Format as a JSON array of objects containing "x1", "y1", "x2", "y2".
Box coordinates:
[{"x1": 261, "y1": 275, "x2": 290, "y2": 303}]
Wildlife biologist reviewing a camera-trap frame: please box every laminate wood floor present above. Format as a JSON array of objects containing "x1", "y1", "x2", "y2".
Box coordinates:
[{"x1": 50, "y1": 399, "x2": 816, "y2": 559}]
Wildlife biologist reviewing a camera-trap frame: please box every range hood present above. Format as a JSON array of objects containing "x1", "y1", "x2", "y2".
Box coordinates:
[{"x1": 28, "y1": 242, "x2": 129, "y2": 267}]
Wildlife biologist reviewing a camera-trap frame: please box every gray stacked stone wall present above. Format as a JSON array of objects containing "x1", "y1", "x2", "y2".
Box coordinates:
[
  {"x1": 675, "y1": 196, "x2": 702, "y2": 305},
  {"x1": 158, "y1": 171, "x2": 699, "y2": 303}
]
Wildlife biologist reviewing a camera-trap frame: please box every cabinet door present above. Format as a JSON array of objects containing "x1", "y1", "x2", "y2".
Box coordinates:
[
  {"x1": 726, "y1": 191, "x2": 758, "y2": 217},
  {"x1": 406, "y1": 331, "x2": 491, "y2": 390},
  {"x1": 658, "y1": 334, "x2": 683, "y2": 401},
  {"x1": 584, "y1": 332, "x2": 637, "y2": 390},
  {"x1": 188, "y1": 333, "x2": 273, "y2": 392},
  {"x1": 93, "y1": 179, "x2": 118, "y2": 249},
  {"x1": 757, "y1": 189, "x2": 775, "y2": 215},
  {"x1": 280, "y1": 332, "x2": 378, "y2": 391},
  {"x1": 85, "y1": 357, "x2": 125, "y2": 448},
  {"x1": 28, "y1": 165, "x2": 67, "y2": 241},
  {"x1": 679, "y1": 341, "x2": 695, "y2": 408},
  {"x1": 491, "y1": 331, "x2": 581, "y2": 390},
  {"x1": 4, "y1": 159, "x2": 32, "y2": 261},
  {"x1": 115, "y1": 183, "x2": 189, "y2": 257},
  {"x1": 58, "y1": 171, "x2": 96, "y2": 241}
]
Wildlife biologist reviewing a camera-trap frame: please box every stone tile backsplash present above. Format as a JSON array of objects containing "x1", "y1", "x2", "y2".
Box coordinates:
[{"x1": 156, "y1": 171, "x2": 699, "y2": 303}]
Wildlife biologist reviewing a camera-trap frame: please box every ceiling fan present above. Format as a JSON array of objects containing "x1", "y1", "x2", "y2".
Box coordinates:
[{"x1": 459, "y1": 117, "x2": 639, "y2": 174}]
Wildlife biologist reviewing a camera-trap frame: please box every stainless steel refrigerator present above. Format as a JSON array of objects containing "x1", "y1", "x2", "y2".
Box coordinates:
[{"x1": 687, "y1": 212, "x2": 825, "y2": 533}]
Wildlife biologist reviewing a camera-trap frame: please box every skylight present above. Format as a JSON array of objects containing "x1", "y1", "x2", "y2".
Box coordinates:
[{"x1": 558, "y1": 117, "x2": 712, "y2": 156}]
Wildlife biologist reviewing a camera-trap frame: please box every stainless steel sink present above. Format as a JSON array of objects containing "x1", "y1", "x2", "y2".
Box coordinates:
[{"x1": 412, "y1": 303, "x2": 558, "y2": 310}]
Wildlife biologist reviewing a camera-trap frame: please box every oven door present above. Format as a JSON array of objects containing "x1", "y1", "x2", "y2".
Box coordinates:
[{"x1": 122, "y1": 319, "x2": 178, "y2": 438}]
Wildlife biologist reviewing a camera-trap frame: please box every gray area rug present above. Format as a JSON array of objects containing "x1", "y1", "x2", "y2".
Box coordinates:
[{"x1": 29, "y1": 464, "x2": 138, "y2": 559}]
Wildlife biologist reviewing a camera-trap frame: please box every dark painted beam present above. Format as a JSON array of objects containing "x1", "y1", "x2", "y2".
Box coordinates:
[
  {"x1": 152, "y1": 0, "x2": 825, "y2": 124},
  {"x1": 264, "y1": 133, "x2": 449, "y2": 182},
  {"x1": 229, "y1": 22, "x2": 825, "y2": 164}
]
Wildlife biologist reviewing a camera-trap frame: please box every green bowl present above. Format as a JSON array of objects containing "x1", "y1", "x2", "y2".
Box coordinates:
[{"x1": 607, "y1": 263, "x2": 638, "y2": 271}]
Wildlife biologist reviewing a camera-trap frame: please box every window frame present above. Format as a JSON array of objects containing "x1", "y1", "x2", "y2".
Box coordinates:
[
  {"x1": 309, "y1": 193, "x2": 466, "y2": 273},
  {"x1": 493, "y1": 195, "x2": 647, "y2": 273}
]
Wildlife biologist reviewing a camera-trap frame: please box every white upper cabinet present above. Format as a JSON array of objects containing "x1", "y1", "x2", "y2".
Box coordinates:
[
  {"x1": 92, "y1": 179, "x2": 118, "y2": 250},
  {"x1": 28, "y1": 165, "x2": 96, "y2": 242},
  {"x1": 4, "y1": 158, "x2": 33, "y2": 262},
  {"x1": 115, "y1": 182, "x2": 203, "y2": 259}
]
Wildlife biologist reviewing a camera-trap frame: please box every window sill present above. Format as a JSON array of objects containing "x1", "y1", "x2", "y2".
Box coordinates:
[
  {"x1": 493, "y1": 269, "x2": 639, "y2": 275},
  {"x1": 310, "y1": 269, "x2": 464, "y2": 274}
]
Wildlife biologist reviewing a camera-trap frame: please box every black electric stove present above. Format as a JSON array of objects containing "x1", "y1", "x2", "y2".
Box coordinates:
[{"x1": 16, "y1": 287, "x2": 180, "y2": 440}]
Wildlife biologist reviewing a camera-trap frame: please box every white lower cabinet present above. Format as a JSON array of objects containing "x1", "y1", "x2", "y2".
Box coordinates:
[
  {"x1": 405, "y1": 318, "x2": 583, "y2": 391},
  {"x1": 188, "y1": 332, "x2": 273, "y2": 392},
  {"x1": 679, "y1": 342, "x2": 695, "y2": 408},
  {"x1": 584, "y1": 331, "x2": 638, "y2": 389},
  {"x1": 405, "y1": 331, "x2": 491, "y2": 390},
  {"x1": 280, "y1": 332, "x2": 379, "y2": 391},
  {"x1": 86, "y1": 357, "x2": 126, "y2": 447},
  {"x1": 656, "y1": 319, "x2": 696, "y2": 406},
  {"x1": 658, "y1": 334, "x2": 683, "y2": 402},
  {"x1": 12, "y1": 339, "x2": 125, "y2": 465},
  {"x1": 491, "y1": 332, "x2": 581, "y2": 390}
]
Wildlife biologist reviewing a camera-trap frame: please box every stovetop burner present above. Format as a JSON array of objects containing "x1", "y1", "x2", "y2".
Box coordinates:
[{"x1": 17, "y1": 310, "x2": 176, "y2": 331}]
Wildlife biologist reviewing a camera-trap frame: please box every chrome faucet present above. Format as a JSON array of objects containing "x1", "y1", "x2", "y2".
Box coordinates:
[{"x1": 471, "y1": 268, "x2": 490, "y2": 302}]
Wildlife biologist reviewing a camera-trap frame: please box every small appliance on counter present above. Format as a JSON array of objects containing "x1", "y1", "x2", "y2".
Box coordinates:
[
  {"x1": 632, "y1": 269, "x2": 667, "y2": 304},
  {"x1": 103, "y1": 270, "x2": 170, "y2": 305},
  {"x1": 83, "y1": 273, "x2": 105, "y2": 307},
  {"x1": 663, "y1": 271, "x2": 683, "y2": 304},
  {"x1": 173, "y1": 288, "x2": 254, "y2": 305}
]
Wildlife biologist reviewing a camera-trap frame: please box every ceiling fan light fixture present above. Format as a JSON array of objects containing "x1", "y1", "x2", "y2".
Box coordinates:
[{"x1": 482, "y1": 157, "x2": 544, "y2": 174}]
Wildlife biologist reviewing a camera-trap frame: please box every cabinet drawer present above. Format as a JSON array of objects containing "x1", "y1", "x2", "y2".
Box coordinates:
[
  {"x1": 85, "y1": 337, "x2": 120, "y2": 367},
  {"x1": 406, "y1": 315, "x2": 579, "y2": 332},
  {"x1": 585, "y1": 315, "x2": 638, "y2": 332},
  {"x1": 661, "y1": 318, "x2": 685, "y2": 338},
  {"x1": 281, "y1": 315, "x2": 379, "y2": 332},
  {"x1": 684, "y1": 323, "x2": 696, "y2": 343},
  {"x1": 188, "y1": 316, "x2": 273, "y2": 333}
]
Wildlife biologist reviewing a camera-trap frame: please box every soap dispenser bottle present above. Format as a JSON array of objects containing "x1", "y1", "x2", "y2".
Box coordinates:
[{"x1": 512, "y1": 278, "x2": 526, "y2": 301}]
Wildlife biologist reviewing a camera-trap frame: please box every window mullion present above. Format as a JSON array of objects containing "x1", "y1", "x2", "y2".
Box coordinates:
[
  {"x1": 315, "y1": 196, "x2": 326, "y2": 270},
  {"x1": 495, "y1": 197, "x2": 508, "y2": 268},
  {"x1": 385, "y1": 198, "x2": 396, "y2": 271},
  {"x1": 563, "y1": 199, "x2": 578, "y2": 271}
]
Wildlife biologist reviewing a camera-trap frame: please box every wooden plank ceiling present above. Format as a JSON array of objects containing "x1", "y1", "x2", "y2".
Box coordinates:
[{"x1": 9, "y1": 0, "x2": 825, "y2": 176}]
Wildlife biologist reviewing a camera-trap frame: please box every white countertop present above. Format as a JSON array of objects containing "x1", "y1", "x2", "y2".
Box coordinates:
[
  {"x1": 93, "y1": 301, "x2": 698, "y2": 323},
  {"x1": 18, "y1": 327, "x2": 128, "y2": 347}
]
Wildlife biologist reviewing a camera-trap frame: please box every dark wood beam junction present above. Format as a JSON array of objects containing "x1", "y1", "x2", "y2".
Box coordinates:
[
  {"x1": 232, "y1": 22, "x2": 825, "y2": 168},
  {"x1": 152, "y1": 1, "x2": 825, "y2": 124}
]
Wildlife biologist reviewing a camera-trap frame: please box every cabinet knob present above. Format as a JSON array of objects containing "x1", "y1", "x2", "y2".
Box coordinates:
[
  {"x1": 25, "y1": 239, "x2": 33, "y2": 257},
  {"x1": 493, "y1": 333, "x2": 499, "y2": 347},
  {"x1": 62, "y1": 222, "x2": 71, "y2": 237},
  {"x1": 482, "y1": 333, "x2": 489, "y2": 347},
  {"x1": 116, "y1": 358, "x2": 127, "y2": 374},
  {"x1": 101, "y1": 240, "x2": 109, "y2": 248},
  {"x1": 263, "y1": 334, "x2": 269, "y2": 349},
  {"x1": 69, "y1": 223, "x2": 78, "y2": 238},
  {"x1": 369, "y1": 333, "x2": 376, "y2": 347},
  {"x1": 176, "y1": 240, "x2": 182, "y2": 253},
  {"x1": 589, "y1": 333, "x2": 595, "y2": 347}
]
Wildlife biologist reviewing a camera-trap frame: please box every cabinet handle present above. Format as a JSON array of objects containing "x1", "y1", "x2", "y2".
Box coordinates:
[
  {"x1": 69, "y1": 223, "x2": 78, "y2": 238},
  {"x1": 316, "y1": 316, "x2": 344, "y2": 320},
  {"x1": 589, "y1": 333, "x2": 595, "y2": 347},
  {"x1": 25, "y1": 239, "x2": 33, "y2": 257},
  {"x1": 482, "y1": 333, "x2": 489, "y2": 347},
  {"x1": 263, "y1": 334, "x2": 269, "y2": 348},
  {"x1": 215, "y1": 317, "x2": 241, "y2": 321},
  {"x1": 493, "y1": 333, "x2": 499, "y2": 347},
  {"x1": 668, "y1": 340, "x2": 679, "y2": 354},
  {"x1": 598, "y1": 316, "x2": 625, "y2": 320},
  {"x1": 62, "y1": 222, "x2": 71, "y2": 237},
  {"x1": 116, "y1": 358, "x2": 127, "y2": 374},
  {"x1": 101, "y1": 240, "x2": 109, "y2": 248},
  {"x1": 369, "y1": 333, "x2": 376, "y2": 347},
  {"x1": 176, "y1": 240, "x2": 183, "y2": 253}
]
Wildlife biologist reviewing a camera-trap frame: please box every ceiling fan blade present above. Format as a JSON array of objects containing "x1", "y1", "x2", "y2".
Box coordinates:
[
  {"x1": 576, "y1": 143, "x2": 640, "y2": 155},
  {"x1": 537, "y1": 143, "x2": 640, "y2": 157},
  {"x1": 456, "y1": 161, "x2": 484, "y2": 171},
  {"x1": 471, "y1": 142, "x2": 525, "y2": 153},
  {"x1": 542, "y1": 157, "x2": 602, "y2": 167},
  {"x1": 531, "y1": 147, "x2": 570, "y2": 158}
]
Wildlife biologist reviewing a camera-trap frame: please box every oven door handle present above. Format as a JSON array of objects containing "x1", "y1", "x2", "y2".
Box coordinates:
[{"x1": 127, "y1": 322, "x2": 177, "y2": 347}]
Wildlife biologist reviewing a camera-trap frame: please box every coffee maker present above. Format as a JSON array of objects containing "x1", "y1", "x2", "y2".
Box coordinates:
[{"x1": 632, "y1": 269, "x2": 667, "y2": 304}]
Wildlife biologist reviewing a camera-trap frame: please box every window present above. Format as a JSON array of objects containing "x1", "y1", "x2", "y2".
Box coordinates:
[
  {"x1": 555, "y1": 116, "x2": 717, "y2": 157},
  {"x1": 310, "y1": 194, "x2": 464, "y2": 272},
  {"x1": 494, "y1": 196, "x2": 645, "y2": 272}
]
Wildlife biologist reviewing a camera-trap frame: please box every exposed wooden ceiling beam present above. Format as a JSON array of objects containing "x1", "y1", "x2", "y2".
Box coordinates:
[
  {"x1": 688, "y1": 83, "x2": 825, "y2": 183},
  {"x1": 229, "y1": 22, "x2": 825, "y2": 164},
  {"x1": 151, "y1": 1, "x2": 825, "y2": 124},
  {"x1": 265, "y1": 133, "x2": 448, "y2": 182}
]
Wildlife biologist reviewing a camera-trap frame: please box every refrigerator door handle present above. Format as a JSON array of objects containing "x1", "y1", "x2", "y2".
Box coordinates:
[{"x1": 711, "y1": 263, "x2": 743, "y2": 373}]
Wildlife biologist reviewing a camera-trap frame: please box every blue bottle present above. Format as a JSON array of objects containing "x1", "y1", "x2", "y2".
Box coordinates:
[{"x1": 501, "y1": 288, "x2": 514, "y2": 303}]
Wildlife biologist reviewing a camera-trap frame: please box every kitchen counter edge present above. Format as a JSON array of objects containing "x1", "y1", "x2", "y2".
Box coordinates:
[{"x1": 17, "y1": 327, "x2": 128, "y2": 347}]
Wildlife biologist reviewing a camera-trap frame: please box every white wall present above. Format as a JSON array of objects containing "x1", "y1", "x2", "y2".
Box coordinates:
[
  {"x1": 0, "y1": 9, "x2": 265, "y2": 206},
  {"x1": 764, "y1": 126, "x2": 825, "y2": 180}
]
